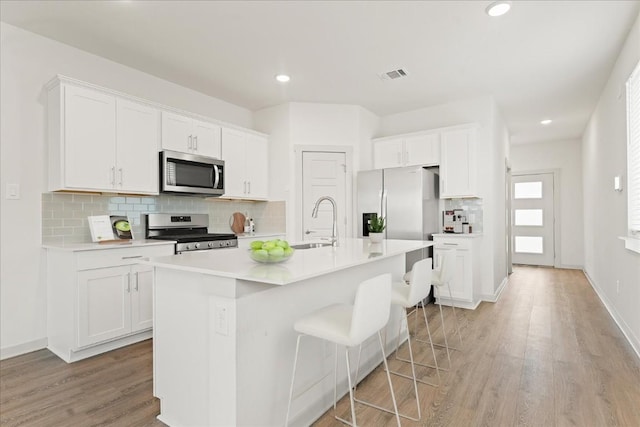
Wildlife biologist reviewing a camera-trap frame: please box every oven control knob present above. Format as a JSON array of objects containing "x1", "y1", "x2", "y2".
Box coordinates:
[
  {"x1": 208, "y1": 242, "x2": 214, "y2": 248},
  {"x1": 225, "y1": 241, "x2": 231, "y2": 246},
  {"x1": 194, "y1": 243, "x2": 200, "y2": 249},
  {"x1": 185, "y1": 244, "x2": 191, "y2": 251}
]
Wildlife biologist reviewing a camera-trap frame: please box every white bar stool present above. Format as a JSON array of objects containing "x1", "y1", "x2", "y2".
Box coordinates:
[
  {"x1": 419, "y1": 248, "x2": 463, "y2": 371},
  {"x1": 371, "y1": 257, "x2": 439, "y2": 422},
  {"x1": 284, "y1": 273, "x2": 401, "y2": 427}
]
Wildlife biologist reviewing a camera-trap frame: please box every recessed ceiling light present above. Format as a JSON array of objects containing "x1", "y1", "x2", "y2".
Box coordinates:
[
  {"x1": 486, "y1": 1, "x2": 511, "y2": 17},
  {"x1": 540, "y1": 119, "x2": 552, "y2": 125},
  {"x1": 275, "y1": 74, "x2": 290, "y2": 83}
]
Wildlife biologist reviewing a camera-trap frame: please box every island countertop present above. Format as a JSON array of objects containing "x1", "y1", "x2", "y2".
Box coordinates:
[{"x1": 143, "y1": 237, "x2": 433, "y2": 285}]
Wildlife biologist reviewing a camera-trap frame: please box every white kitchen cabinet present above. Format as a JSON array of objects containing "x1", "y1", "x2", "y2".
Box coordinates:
[
  {"x1": 116, "y1": 99, "x2": 159, "y2": 193},
  {"x1": 439, "y1": 126, "x2": 478, "y2": 198},
  {"x1": 433, "y1": 235, "x2": 482, "y2": 309},
  {"x1": 221, "y1": 127, "x2": 268, "y2": 200},
  {"x1": 47, "y1": 78, "x2": 159, "y2": 194},
  {"x1": 373, "y1": 131, "x2": 440, "y2": 169},
  {"x1": 46, "y1": 243, "x2": 174, "y2": 363},
  {"x1": 161, "y1": 111, "x2": 221, "y2": 158}
]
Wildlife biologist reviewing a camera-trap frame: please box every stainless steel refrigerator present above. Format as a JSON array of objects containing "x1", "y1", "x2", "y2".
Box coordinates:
[{"x1": 357, "y1": 166, "x2": 440, "y2": 277}]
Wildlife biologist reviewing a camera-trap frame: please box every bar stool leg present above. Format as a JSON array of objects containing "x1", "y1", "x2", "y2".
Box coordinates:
[
  {"x1": 285, "y1": 335, "x2": 303, "y2": 427},
  {"x1": 446, "y1": 283, "x2": 463, "y2": 346}
]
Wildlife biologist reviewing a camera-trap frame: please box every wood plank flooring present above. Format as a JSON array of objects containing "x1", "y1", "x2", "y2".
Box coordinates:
[{"x1": 1, "y1": 266, "x2": 639, "y2": 426}]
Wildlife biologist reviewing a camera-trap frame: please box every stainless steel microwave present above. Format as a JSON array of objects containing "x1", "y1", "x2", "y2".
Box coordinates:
[{"x1": 160, "y1": 151, "x2": 224, "y2": 196}]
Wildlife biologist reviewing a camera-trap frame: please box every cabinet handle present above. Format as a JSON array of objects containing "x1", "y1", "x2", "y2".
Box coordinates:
[
  {"x1": 122, "y1": 255, "x2": 143, "y2": 259},
  {"x1": 134, "y1": 272, "x2": 139, "y2": 291},
  {"x1": 118, "y1": 168, "x2": 123, "y2": 186},
  {"x1": 126, "y1": 273, "x2": 131, "y2": 293},
  {"x1": 193, "y1": 135, "x2": 198, "y2": 151},
  {"x1": 397, "y1": 152, "x2": 402, "y2": 164},
  {"x1": 443, "y1": 243, "x2": 458, "y2": 246},
  {"x1": 110, "y1": 166, "x2": 116, "y2": 186},
  {"x1": 247, "y1": 181, "x2": 251, "y2": 194},
  {"x1": 243, "y1": 181, "x2": 247, "y2": 194},
  {"x1": 188, "y1": 135, "x2": 193, "y2": 150}
]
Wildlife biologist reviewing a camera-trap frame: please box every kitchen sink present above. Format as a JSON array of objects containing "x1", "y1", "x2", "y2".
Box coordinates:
[{"x1": 290, "y1": 242, "x2": 333, "y2": 250}]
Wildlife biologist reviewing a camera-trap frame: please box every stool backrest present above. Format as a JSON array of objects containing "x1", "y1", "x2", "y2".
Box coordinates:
[
  {"x1": 407, "y1": 258, "x2": 433, "y2": 306},
  {"x1": 437, "y1": 249, "x2": 456, "y2": 284},
  {"x1": 350, "y1": 273, "x2": 392, "y2": 344}
]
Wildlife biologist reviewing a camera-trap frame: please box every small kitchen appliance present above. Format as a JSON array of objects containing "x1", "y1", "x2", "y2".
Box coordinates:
[{"x1": 144, "y1": 213, "x2": 237, "y2": 254}]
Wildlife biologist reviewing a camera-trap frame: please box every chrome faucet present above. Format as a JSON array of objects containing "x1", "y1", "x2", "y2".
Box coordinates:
[{"x1": 311, "y1": 196, "x2": 338, "y2": 247}]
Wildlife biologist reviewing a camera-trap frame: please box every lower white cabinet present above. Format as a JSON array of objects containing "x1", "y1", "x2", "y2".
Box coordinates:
[
  {"x1": 46, "y1": 243, "x2": 174, "y2": 362},
  {"x1": 433, "y1": 235, "x2": 481, "y2": 309}
]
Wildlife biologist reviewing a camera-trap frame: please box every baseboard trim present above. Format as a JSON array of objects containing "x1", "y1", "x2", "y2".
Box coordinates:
[
  {"x1": 1, "y1": 338, "x2": 48, "y2": 360},
  {"x1": 583, "y1": 269, "x2": 640, "y2": 361},
  {"x1": 479, "y1": 276, "x2": 509, "y2": 303}
]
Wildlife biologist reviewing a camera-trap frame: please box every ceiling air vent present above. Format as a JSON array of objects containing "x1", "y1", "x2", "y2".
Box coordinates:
[{"x1": 379, "y1": 68, "x2": 409, "y2": 81}]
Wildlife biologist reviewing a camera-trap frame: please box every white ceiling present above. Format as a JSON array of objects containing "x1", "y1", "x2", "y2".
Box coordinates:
[{"x1": 1, "y1": 0, "x2": 638, "y2": 144}]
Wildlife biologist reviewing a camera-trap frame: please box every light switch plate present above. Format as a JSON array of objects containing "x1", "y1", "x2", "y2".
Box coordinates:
[{"x1": 6, "y1": 183, "x2": 20, "y2": 199}]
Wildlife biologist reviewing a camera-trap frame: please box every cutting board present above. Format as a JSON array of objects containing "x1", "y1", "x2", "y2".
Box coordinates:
[{"x1": 229, "y1": 212, "x2": 246, "y2": 234}]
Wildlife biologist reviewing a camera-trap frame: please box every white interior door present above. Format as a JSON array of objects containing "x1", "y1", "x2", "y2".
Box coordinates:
[
  {"x1": 511, "y1": 173, "x2": 555, "y2": 266},
  {"x1": 302, "y1": 152, "x2": 347, "y2": 242}
]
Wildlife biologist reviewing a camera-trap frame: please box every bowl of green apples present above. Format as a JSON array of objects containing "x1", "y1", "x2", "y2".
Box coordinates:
[{"x1": 249, "y1": 239, "x2": 295, "y2": 263}]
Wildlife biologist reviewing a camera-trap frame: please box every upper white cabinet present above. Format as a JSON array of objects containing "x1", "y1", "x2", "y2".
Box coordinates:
[
  {"x1": 440, "y1": 126, "x2": 478, "y2": 198},
  {"x1": 47, "y1": 78, "x2": 159, "y2": 194},
  {"x1": 373, "y1": 131, "x2": 440, "y2": 169},
  {"x1": 161, "y1": 111, "x2": 221, "y2": 158},
  {"x1": 221, "y1": 127, "x2": 268, "y2": 200}
]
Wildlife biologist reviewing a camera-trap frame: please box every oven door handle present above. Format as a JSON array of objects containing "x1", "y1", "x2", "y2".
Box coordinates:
[{"x1": 213, "y1": 165, "x2": 220, "y2": 189}]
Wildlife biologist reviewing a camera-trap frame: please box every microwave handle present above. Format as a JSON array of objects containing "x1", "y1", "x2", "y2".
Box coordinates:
[{"x1": 213, "y1": 165, "x2": 220, "y2": 189}]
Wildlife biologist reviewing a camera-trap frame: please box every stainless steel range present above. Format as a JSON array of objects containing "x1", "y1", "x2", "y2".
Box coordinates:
[{"x1": 144, "y1": 213, "x2": 237, "y2": 254}]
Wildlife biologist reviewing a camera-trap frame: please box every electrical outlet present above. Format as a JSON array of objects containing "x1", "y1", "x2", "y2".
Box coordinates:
[{"x1": 215, "y1": 303, "x2": 229, "y2": 336}]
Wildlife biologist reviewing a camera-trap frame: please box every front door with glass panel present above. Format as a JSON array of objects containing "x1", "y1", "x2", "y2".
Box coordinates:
[{"x1": 512, "y1": 173, "x2": 555, "y2": 266}]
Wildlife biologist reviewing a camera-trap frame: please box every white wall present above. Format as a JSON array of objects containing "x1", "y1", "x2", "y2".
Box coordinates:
[
  {"x1": 255, "y1": 102, "x2": 380, "y2": 242},
  {"x1": 510, "y1": 139, "x2": 584, "y2": 268},
  {"x1": 0, "y1": 23, "x2": 254, "y2": 357},
  {"x1": 582, "y1": 12, "x2": 640, "y2": 356},
  {"x1": 379, "y1": 96, "x2": 508, "y2": 299}
]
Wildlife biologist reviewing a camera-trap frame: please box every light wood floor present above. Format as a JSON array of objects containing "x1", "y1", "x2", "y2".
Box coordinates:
[{"x1": 1, "y1": 267, "x2": 639, "y2": 426}]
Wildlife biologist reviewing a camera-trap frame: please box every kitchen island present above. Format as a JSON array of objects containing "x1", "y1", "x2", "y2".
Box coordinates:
[{"x1": 144, "y1": 238, "x2": 433, "y2": 427}]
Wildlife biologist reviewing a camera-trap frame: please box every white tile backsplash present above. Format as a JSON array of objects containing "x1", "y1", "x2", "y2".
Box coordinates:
[{"x1": 42, "y1": 193, "x2": 286, "y2": 244}]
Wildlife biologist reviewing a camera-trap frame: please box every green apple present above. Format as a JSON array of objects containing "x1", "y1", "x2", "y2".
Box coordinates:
[
  {"x1": 252, "y1": 249, "x2": 269, "y2": 261},
  {"x1": 276, "y1": 239, "x2": 289, "y2": 249},
  {"x1": 283, "y1": 247, "x2": 294, "y2": 257},
  {"x1": 250, "y1": 240, "x2": 264, "y2": 250},
  {"x1": 268, "y1": 246, "x2": 285, "y2": 259},
  {"x1": 262, "y1": 241, "x2": 276, "y2": 251}
]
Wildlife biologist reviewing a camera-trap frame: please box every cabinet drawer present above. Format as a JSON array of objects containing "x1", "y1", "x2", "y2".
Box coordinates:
[
  {"x1": 76, "y1": 245, "x2": 174, "y2": 271},
  {"x1": 433, "y1": 238, "x2": 471, "y2": 250}
]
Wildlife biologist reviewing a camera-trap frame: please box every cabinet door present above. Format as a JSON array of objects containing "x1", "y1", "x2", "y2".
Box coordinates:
[
  {"x1": 245, "y1": 134, "x2": 268, "y2": 199},
  {"x1": 77, "y1": 266, "x2": 131, "y2": 347},
  {"x1": 130, "y1": 264, "x2": 154, "y2": 332},
  {"x1": 434, "y1": 248, "x2": 471, "y2": 303},
  {"x1": 221, "y1": 127, "x2": 247, "y2": 198},
  {"x1": 440, "y1": 128, "x2": 477, "y2": 198},
  {"x1": 404, "y1": 133, "x2": 440, "y2": 166},
  {"x1": 161, "y1": 111, "x2": 193, "y2": 153},
  {"x1": 373, "y1": 139, "x2": 403, "y2": 169},
  {"x1": 64, "y1": 85, "x2": 116, "y2": 190},
  {"x1": 193, "y1": 120, "x2": 221, "y2": 158},
  {"x1": 116, "y1": 99, "x2": 159, "y2": 194}
]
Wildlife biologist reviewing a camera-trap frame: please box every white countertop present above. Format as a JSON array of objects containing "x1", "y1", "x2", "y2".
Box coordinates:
[
  {"x1": 143, "y1": 238, "x2": 433, "y2": 285},
  {"x1": 235, "y1": 232, "x2": 285, "y2": 239},
  {"x1": 43, "y1": 239, "x2": 176, "y2": 251},
  {"x1": 432, "y1": 233, "x2": 483, "y2": 238}
]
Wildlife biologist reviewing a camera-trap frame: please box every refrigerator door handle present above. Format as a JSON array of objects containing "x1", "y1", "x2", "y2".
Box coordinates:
[{"x1": 381, "y1": 189, "x2": 387, "y2": 221}]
